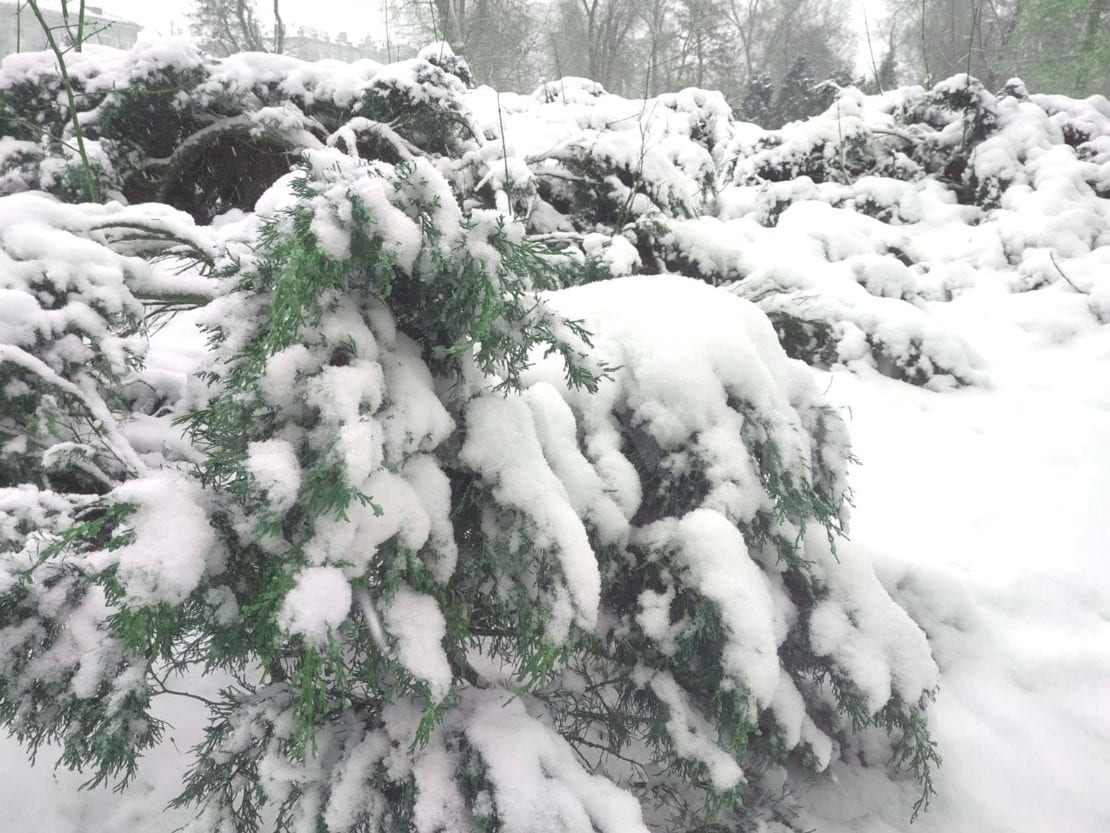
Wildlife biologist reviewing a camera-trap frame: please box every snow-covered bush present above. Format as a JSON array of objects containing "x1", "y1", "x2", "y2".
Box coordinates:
[
  {"x1": 0, "y1": 154, "x2": 941, "y2": 832},
  {"x1": 9, "y1": 37, "x2": 1108, "y2": 386},
  {"x1": 0, "y1": 192, "x2": 213, "y2": 489},
  {"x1": 0, "y1": 39, "x2": 966, "y2": 833},
  {"x1": 0, "y1": 38, "x2": 472, "y2": 218},
  {"x1": 0, "y1": 187, "x2": 217, "y2": 792}
]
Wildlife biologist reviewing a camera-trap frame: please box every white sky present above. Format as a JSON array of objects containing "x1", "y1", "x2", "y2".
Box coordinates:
[{"x1": 98, "y1": 0, "x2": 385, "y2": 40}]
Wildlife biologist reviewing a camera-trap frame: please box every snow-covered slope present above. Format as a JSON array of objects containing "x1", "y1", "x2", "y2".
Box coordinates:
[{"x1": 802, "y1": 282, "x2": 1110, "y2": 833}]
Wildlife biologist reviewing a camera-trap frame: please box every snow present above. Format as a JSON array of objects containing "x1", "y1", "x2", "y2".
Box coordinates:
[
  {"x1": 637, "y1": 509, "x2": 781, "y2": 708},
  {"x1": 582, "y1": 232, "x2": 641, "y2": 276},
  {"x1": 522, "y1": 383, "x2": 628, "y2": 545},
  {"x1": 246, "y1": 439, "x2": 302, "y2": 512},
  {"x1": 460, "y1": 393, "x2": 602, "y2": 640},
  {"x1": 399, "y1": 454, "x2": 459, "y2": 583},
  {"x1": 795, "y1": 295, "x2": 1110, "y2": 833},
  {"x1": 410, "y1": 729, "x2": 468, "y2": 833},
  {"x1": 534, "y1": 275, "x2": 794, "y2": 445},
  {"x1": 662, "y1": 203, "x2": 990, "y2": 389},
  {"x1": 383, "y1": 587, "x2": 452, "y2": 701},
  {"x1": 378, "y1": 331, "x2": 456, "y2": 463},
  {"x1": 323, "y1": 730, "x2": 389, "y2": 832},
  {"x1": 25, "y1": 586, "x2": 117, "y2": 698},
  {"x1": 89, "y1": 472, "x2": 219, "y2": 605},
  {"x1": 635, "y1": 587, "x2": 679, "y2": 654},
  {"x1": 806, "y1": 531, "x2": 939, "y2": 712},
  {"x1": 279, "y1": 566, "x2": 353, "y2": 643},
  {"x1": 462, "y1": 689, "x2": 653, "y2": 833},
  {"x1": 770, "y1": 674, "x2": 834, "y2": 768},
  {"x1": 636, "y1": 667, "x2": 746, "y2": 791}
]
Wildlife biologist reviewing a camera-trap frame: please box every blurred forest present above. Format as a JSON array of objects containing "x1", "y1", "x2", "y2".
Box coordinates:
[{"x1": 190, "y1": 0, "x2": 1110, "y2": 125}]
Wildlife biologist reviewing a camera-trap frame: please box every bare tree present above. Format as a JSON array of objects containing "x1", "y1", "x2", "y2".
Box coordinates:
[
  {"x1": 1074, "y1": 0, "x2": 1109, "y2": 90},
  {"x1": 725, "y1": 0, "x2": 856, "y2": 88},
  {"x1": 576, "y1": 0, "x2": 641, "y2": 88},
  {"x1": 392, "y1": 0, "x2": 547, "y2": 88},
  {"x1": 636, "y1": 0, "x2": 674, "y2": 95},
  {"x1": 402, "y1": 0, "x2": 860, "y2": 102},
  {"x1": 189, "y1": 0, "x2": 275, "y2": 56},
  {"x1": 272, "y1": 0, "x2": 285, "y2": 53},
  {"x1": 887, "y1": 0, "x2": 1017, "y2": 87}
]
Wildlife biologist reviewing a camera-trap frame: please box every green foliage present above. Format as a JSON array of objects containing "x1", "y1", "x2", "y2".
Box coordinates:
[
  {"x1": 0, "y1": 75, "x2": 70, "y2": 143},
  {"x1": 766, "y1": 311, "x2": 842, "y2": 369},
  {"x1": 143, "y1": 151, "x2": 622, "y2": 826},
  {"x1": 894, "y1": 75, "x2": 1003, "y2": 205},
  {"x1": 0, "y1": 509, "x2": 164, "y2": 792},
  {"x1": 0, "y1": 229, "x2": 144, "y2": 491},
  {"x1": 1, "y1": 41, "x2": 474, "y2": 218}
]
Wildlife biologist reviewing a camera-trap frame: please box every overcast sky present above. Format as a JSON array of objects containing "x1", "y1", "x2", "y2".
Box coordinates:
[{"x1": 98, "y1": 0, "x2": 385, "y2": 40}]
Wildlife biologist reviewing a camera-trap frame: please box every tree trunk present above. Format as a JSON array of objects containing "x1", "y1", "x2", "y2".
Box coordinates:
[
  {"x1": 1075, "y1": 0, "x2": 1108, "y2": 93},
  {"x1": 273, "y1": 0, "x2": 284, "y2": 53}
]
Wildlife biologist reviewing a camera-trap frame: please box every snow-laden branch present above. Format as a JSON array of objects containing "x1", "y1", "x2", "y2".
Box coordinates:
[{"x1": 0, "y1": 343, "x2": 144, "y2": 475}]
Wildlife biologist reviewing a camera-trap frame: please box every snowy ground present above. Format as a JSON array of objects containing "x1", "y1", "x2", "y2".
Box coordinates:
[
  {"x1": 2, "y1": 275, "x2": 1107, "y2": 833},
  {"x1": 806, "y1": 287, "x2": 1110, "y2": 833}
]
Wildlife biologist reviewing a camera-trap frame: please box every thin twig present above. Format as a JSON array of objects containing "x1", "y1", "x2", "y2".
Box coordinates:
[
  {"x1": 836, "y1": 93, "x2": 855, "y2": 185},
  {"x1": 62, "y1": 22, "x2": 112, "y2": 54},
  {"x1": 1049, "y1": 251, "x2": 1089, "y2": 294},
  {"x1": 567, "y1": 735, "x2": 650, "y2": 776},
  {"x1": 869, "y1": 125, "x2": 922, "y2": 144},
  {"x1": 966, "y1": 0, "x2": 979, "y2": 82},
  {"x1": 862, "y1": 3, "x2": 883, "y2": 93},
  {"x1": 496, "y1": 90, "x2": 511, "y2": 198},
  {"x1": 26, "y1": 0, "x2": 101, "y2": 201},
  {"x1": 154, "y1": 679, "x2": 221, "y2": 708},
  {"x1": 0, "y1": 99, "x2": 83, "y2": 155}
]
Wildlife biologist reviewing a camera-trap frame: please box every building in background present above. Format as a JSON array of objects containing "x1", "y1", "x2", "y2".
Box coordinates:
[
  {"x1": 285, "y1": 26, "x2": 412, "y2": 63},
  {"x1": 1, "y1": 1, "x2": 140, "y2": 56},
  {"x1": 1, "y1": 4, "x2": 411, "y2": 66}
]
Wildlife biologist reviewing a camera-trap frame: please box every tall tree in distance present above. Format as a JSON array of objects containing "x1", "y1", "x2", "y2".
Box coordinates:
[
  {"x1": 399, "y1": 0, "x2": 859, "y2": 104},
  {"x1": 272, "y1": 0, "x2": 285, "y2": 53},
  {"x1": 579, "y1": 0, "x2": 641, "y2": 90},
  {"x1": 740, "y1": 71, "x2": 776, "y2": 124},
  {"x1": 393, "y1": 0, "x2": 546, "y2": 90},
  {"x1": 886, "y1": 0, "x2": 1017, "y2": 89},
  {"x1": 536, "y1": 0, "x2": 642, "y2": 92},
  {"x1": 775, "y1": 55, "x2": 820, "y2": 123},
  {"x1": 1002, "y1": 0, "x2": 1110, "y2": 94},
  {"x1": 672, "y1": 0, "x2": 736, "y2": 94},
  {"x1": 877, "y1": 28, "x2": 899, "y2": 90},
  {"x1": 722, "y1": 0, "x2": 855, "y2": 99},
  {"x1": 189, "y1": 0, "x2": 284, "y2": 56},
  {"x1": 635, "y1": 0, "x2": 675, "y2": 96}
]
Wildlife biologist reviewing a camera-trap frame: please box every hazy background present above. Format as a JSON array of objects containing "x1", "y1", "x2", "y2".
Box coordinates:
[{"x1": 103, "y1": 0, "x2": 385, "y2": 40}]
